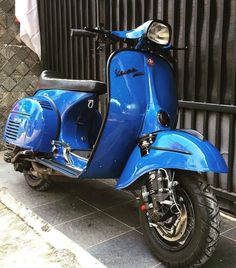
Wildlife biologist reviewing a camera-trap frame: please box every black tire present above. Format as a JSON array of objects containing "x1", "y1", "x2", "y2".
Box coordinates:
[
  {"x1": 139, "y1": 172, "x2": 220, "y2": 268},
  {"x1": 24, "y1": 173, "x2": 52, "y2": 191}
]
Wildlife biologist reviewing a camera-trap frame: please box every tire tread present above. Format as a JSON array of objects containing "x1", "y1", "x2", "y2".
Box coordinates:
[{"x1": 24, "y1": 173, "x2": 52, "y2": 191}]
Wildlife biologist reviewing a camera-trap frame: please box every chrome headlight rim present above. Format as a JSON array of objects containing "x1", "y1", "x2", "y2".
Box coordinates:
[{"x1": 146, "y1": 20, "x2": 172, "y2": 46}]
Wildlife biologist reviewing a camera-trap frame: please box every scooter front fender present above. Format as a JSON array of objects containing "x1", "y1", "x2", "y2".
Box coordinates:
[{"x1": 116, "y1": 130, "x2": 228, "y2": 189}]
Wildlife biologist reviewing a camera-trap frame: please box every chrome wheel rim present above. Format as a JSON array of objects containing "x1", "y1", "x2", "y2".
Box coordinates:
[{"x1": 148, "y1": 187, "x2": 195, "y2": 249}]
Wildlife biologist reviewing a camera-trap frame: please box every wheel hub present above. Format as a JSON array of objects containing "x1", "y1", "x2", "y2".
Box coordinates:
[
  {"x1": 146, "y1": 187, "x2": 195, "y2": 246},
  {"x1": 155, "y1": 204, "x2": 188, "y2": 242}
]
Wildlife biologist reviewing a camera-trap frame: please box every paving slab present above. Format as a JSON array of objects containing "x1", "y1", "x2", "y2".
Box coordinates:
[
  {"x1": 201, "y1": 236, "x2": 236, "y2": 268},
  {"x1": 0, "y1": 187, "x2": 105, "y2": 268},
  {"x1": 1, "y1": 152, "x2": 236, "y2": 268},
  {"x1": 33, "y1": 195, "x2": 96, "y2": 226},
  {"x1": 88, "y1": 230, "x2": 159, "y2": 268},
  {"x1": 69, "y1": 180, "x2": 133, "y2": 210},
  {"x1": 0, "y1": 202, "x2": 81, "y2": 268},
  {"x1": 57, "y1": 211, "x2": 132, "y2": 248},
  {"x1": 223, "y1": 227, "x2": 236, "y2": 242},
  {"x1": 104, "y1": 199, "x2": 140, "y2": 228},
  {"x1": 220, "y1": 216, "x2": 236, "y2": 233}
]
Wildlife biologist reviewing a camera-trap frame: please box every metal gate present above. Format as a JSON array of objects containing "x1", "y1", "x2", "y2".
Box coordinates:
[{"x1": 38, "y1": 0, "x2": 236, "y2": 214}]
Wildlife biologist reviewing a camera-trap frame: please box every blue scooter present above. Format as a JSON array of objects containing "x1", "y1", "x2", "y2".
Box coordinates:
[{"x1": 3, "y1": 20, "x2": 228, "y2": 267}]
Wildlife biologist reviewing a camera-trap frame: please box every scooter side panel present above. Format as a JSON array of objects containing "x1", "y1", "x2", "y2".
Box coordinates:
[
  {"x1": 139, "y1": 54, "x2": 177, "y2": 135},
  {"x1": 116, "y1": 130, "x2": 228, "y2": 189},
  {"x1": 84, "y1": 49, "x2": 178, "y2": 178},
  {"x1": 83, "y1": 50, "x2": 148, "y2": 178},
  {"x1": 35, "y1": 89, "x2": 100, "y2": 150},
  {"x1": 3, "y1": 96, "x2": 60, "y2": 152}
]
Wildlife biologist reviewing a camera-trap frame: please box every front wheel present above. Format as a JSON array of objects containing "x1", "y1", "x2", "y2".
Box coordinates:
[{"x1": 139, "y1": 172, "x2": 220, "y2": 268}]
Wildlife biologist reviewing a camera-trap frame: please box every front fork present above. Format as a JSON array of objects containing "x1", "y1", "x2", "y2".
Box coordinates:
[{"x1": 141, "y1": 169, "x2": 179, "y2": 223}]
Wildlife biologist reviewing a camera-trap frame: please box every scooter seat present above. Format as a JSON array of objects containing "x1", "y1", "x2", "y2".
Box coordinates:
[{"x1": 37, "y1": 70, "x2": 106, "y2": 95}]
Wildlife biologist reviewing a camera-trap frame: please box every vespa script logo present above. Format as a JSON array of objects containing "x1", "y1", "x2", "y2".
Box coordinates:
[{"x1": 115, "y1": 68, "x2": 144, "y2": 77}]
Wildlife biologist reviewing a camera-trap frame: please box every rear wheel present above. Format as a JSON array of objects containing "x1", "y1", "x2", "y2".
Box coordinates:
[
  {"x1": 24, "y1": 173, "x2": 52, "y2": 191},
  {"x1": 139, "y1": 172, "x2": 220, "y2": 268}
]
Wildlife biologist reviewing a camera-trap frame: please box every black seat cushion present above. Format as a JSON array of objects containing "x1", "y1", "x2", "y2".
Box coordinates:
[{"x1": 37, "y1": 70, "x2": 106, "y2": 95}]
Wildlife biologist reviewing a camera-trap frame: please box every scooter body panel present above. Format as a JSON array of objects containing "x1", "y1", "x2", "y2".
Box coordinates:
[
  {"x1": 3, "y1": 96, "x2": 60, "y2": 152},
  {"x1": 82, "y1": 49, "x2": 178, "y2": 178},
  {"x1": 35, "y1": 89, "x2": 101, "y2": 151},
  {"x1": 116, "y1": 130, "x2": 228, "y2": 189},
  {"x1": 3, "y1": 88, "x2": 102, "y2": 158}
]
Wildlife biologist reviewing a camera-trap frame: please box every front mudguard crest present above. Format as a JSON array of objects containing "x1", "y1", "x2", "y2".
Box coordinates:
[{"x1": 116, "y1": 130, "x2": 228, "y2": 189}]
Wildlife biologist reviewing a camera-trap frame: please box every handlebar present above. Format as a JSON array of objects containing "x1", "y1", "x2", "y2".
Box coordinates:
[
  {"x1": 71, "y1": 27, "x2": 133, "y2": 47},
  {"x1": 70, "y1": 29, "x2": 97, "y2": 38},
  {"x1": 71, "y1": 27, "x2": 119, "y2": 41}
]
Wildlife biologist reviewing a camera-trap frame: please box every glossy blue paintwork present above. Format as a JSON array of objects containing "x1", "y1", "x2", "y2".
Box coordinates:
[
  {"x1": 3, "y1": 89, "x2": 101, "y2": 157},
  {"x1": 53, "y1": 151, "x2": 88, "y2": 172},
  {"x1": 3, "y1": 96, "x2": 59, "y2": 152},
  {"x1": 139, "y1": 54, "x2": 177, "y2": 135},
  {"x1": 116, "y1": 130, "x2": 228, "y2": 189},
  {"x1": 35, "y1": 89, "x2": 100, "y2": 150},
  {"x1": 81, "y1": 50, "x2": 147, "y2": 178},
  {"x1": 34, "y1": 89, "x2": 101, "y2": 167},
  {"x1": 82, "y1": 49, "x2": 177, "y2": 178},
  {"x1": 112, "y1": 20, "x2": 152, "y2": 39}
]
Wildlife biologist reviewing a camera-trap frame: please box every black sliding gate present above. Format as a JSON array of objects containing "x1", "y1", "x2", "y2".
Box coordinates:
[{"x1": 38, "y1": 0, "x2": 236, "y2": 214}]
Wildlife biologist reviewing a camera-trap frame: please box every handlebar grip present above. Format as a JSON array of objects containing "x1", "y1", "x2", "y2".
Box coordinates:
[{"x1": 71, "y1": 29, "x2": 97, "y2": 38}]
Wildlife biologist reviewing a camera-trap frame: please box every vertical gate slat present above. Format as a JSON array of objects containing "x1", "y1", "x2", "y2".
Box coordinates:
[
  {"x1": 178, "y1": 0, "x2": 187, "y2": 129},
  {"x1": 68, "y1": 0, "x2": 74, "y2": 78},
  {"x1": 73, "y1": 0, "x2": 79, "y2": 79},
  {"x1": 44, "y1": 1, "x2": 51, "y2": 69},
  {"x1": 227, "y1": 0, "x2": 236, "y2": 193},
  {"x1": 213, "y1": 1, "x2": 225, "y2": 188},
  {"x1": 228, "y1": 114, "x2": 235, "y2": 192},
  {"x1": 202, "y1": 0, "x2": 211, "y2": 140},
  {"x1": 190, "y1": 0, "x2": 198, "y2": 130}
]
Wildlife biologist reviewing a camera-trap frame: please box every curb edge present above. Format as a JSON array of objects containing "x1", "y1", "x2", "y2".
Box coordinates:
[{"x1": 0, "y1": 187, "x2": 106, "y2": 268}]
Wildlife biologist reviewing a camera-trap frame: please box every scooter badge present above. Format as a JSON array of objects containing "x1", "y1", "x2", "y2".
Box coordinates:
[{"x1": 147, "y1": 57, "x2": 154, "y2": 66}]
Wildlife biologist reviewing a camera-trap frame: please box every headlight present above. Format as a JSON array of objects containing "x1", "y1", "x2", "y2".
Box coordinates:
[{"x1": 147, "y1": 21, "x2": 171, "y2": 45}]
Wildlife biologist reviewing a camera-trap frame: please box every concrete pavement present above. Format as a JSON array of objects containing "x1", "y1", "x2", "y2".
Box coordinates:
[{"x1": 0, "y1": 202, "x2": 82, "y2": 268}]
